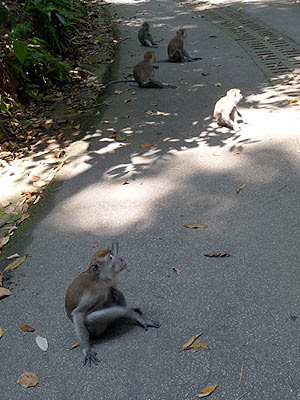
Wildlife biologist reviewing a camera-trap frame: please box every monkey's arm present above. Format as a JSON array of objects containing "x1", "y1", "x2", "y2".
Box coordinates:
[{"x1": 72, "y1": 308, "x2": 99, "y2": 366}]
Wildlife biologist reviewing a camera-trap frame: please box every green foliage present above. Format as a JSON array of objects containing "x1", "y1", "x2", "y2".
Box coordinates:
[{"x1": 0, "y1": 0, "x2": 84, "y2": 113}]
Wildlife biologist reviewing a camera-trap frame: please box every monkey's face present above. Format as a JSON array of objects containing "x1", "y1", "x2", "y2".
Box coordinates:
[
  {"x1": 177, "y1": 29, "x2": 186, "y2": 39},
  {"x1": 227, "y1": 89, "x2": 242, "y2": 102},
  {"x1": 142, "y1": 22, "x2": 149, "y2": 29},
  {"x1": 91, "y1": 252, "x2": 127, "y2": 282}
]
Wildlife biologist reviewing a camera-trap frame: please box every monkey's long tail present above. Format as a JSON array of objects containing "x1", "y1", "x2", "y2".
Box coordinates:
[{"x1": 100, "y1": 79, "x2": 137, "y2": 89}]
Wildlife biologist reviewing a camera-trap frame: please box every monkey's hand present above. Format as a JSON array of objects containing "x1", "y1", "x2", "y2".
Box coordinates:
[
  {"x1": 83, "y1": 347, "x2": 99, "y2": 366},
  {"x1": 145, "y1": 319, "x2": 161, "y2": 329}
]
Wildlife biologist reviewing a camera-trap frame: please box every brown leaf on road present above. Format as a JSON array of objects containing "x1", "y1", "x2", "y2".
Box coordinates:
[
  {"x1": 1, "y1": 200, "x2": 11, "y2": 208},
  {"x1": 236, "y1": 184, "x2": 246, "y2": 194},
  {"x1": 0, "y1": 273, "x2": 3, "y2": 287},
  {"x1": 116, "y1": 178, "x2": 129, "y2": 185},
  {"x1": 184, "y1": 222, "x2": 208, "y2": 229},
  {"x1": 204, "y1": 252, "x2": 230, "y2": 258},
  {"x1": 19, "y1": 324, "x2": 35, "y2": 332},
  {"x1": 92, "y1": 241, "x2": 99, "y2": 248},
  {"x1": 68, "y1": 341, "x2": 80, "y2": 350},
  {"x1": 197, "y1": 385, "x2": 218, "y2": 398},
  {"x1": 0, "y1": 326, "x2": 3, "y2": 338},
  {"x1": 172, "y1": 267, "x2": 182, "y2": 275},
  {"x1": 187, "y1": 339, "x2": 210, "y2": 352},
  {"x1": 181, "y1": 333, "x2": 202, "y2": 351},
  {"x1": 3, "y1": 255, "x2": 27, "y2": 273},
  {"x1": 0, "y1": 288, "x2": 11, "y2": 299},
  {"x1": 17, "y1": 372, "x2": 39, "y2": 388},
  {"x1": 140, "y1": 143, "x2": 157, "y2": 149},
  {"x1": 44, "y1": 119, "x2": 53, "y2": 130}
]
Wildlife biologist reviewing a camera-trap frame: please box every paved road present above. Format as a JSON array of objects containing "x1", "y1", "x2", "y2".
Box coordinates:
[{"x1": 1, "y1": 0, "x2": 300, "y2": 399}]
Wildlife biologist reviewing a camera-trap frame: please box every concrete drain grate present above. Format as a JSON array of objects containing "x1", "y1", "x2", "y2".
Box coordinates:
[{"x1": 202, "y1": 6, "x2": 300, "y2": 90}]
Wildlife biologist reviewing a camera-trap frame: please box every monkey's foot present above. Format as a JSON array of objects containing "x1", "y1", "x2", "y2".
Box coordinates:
[{"x1": 83, "y1": 348, "x2": 99, "y2": 366}]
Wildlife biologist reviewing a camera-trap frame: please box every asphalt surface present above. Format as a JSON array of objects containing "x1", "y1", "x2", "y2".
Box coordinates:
[{"x1": 1, "y1": 0, "x2": 300, "y2": 399}]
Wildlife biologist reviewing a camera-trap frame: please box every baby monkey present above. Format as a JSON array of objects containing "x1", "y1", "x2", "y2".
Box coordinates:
[
  {"x1": 168, "y1": 28, "x2": 201, "y2": 62},
  {"x1": 138, "y1": 21, "x2": 161, "y2": 47},
  {"x1": 214, "y1": 88, "x2": 243, "y2": 131},
  {"x1": 65, "y1": 241, "x2": 160, "y2": 366}
]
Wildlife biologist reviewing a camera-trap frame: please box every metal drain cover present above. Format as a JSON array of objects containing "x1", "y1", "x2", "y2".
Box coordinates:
[{"x1": 202, "y1": 7, "x2": 300, "y2": 94}]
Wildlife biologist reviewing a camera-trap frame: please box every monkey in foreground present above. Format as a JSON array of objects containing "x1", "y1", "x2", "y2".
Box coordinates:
[
  {"x1": 167, "y1": 28, "x2": 201, "y2": 62},
  {"x1": 65, "y1": 241, "x2": 160, "y2": 366},
  {"x1": 138, "y1": 21, "x2": 162, "y2": 47},
  {"x1": 101, "y1": 52, "x2": 176, "y2": 89},
  {"x1": 214, "y1": 88, "x2": 243, "y2": 131}
]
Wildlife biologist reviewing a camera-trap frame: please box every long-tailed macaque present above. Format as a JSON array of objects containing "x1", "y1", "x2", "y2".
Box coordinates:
[
  {"x1": 138, "y1": 22, "x2": 161, "y2": 47},
  {"x1": 133, "y1": 51, "x2": 176, "y2": 88},
  {"x1": 214, "y1": 88, "x2": 243, "y2": 131},
  {"x1": 65, "y1": 241, "x2": 160, "y2": 366},
  {"x1": 100, "y1": 52, "x2": 176, "y2": 89},
  {"x1": 167, "y1": 28, "x2": 201, "y2": 62}
]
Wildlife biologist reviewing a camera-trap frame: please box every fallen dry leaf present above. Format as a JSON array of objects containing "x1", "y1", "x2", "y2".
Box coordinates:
[
  {"x1": 181, "y1": 333, "x2": 202, "y2": 351},
  {"x1": 68, "y1": 342, "x2": 80, "y2": 350},
  {"x1": 33, "y1": 181, "x2": 47, "y2": 188},
  {"x1": 114, "y1": 90, "x2": 123, "y2": 95},
  {"x1": 110, "y1": 134, "x2": 127, "y2": 142},
  {"x1": 3, "y1": 255, "x2": 27, "y2": 273},
  {"x1": 290, "y1": 98, "x2": 299, "y2": 104},
  {"x1": 56, "y1": 132, "x2": 64, "y2": 141},
  {"x1": 172, "y1": 267, "x2": 182, "y2": 275},
  {"x1": 1, "y1": 201, "x2": 11, "y2": 208},
  {"x1": 17, "y1": 372, "x2": 39, "y2": 389},
  {"x1": 124, "y1": 99, "x2": 132, "y2": 103},
  {"x1": 215, "y1": 82, "x2": 222, "y2": 87},
  {"x1": 202, "y1": 72, "x2": 210, "y2": 76},
  {"x1": 145, "y1": 110, "x2": 154, "y2": 115},
  {"x1": 140, "y1": 143, "x2": 157, "y2": 149},
  {"x1": 215, "y1": 64, "x2": 221, "y2": 67},
  {"x1": 263, "y1": 36, "x2": 270, "y2": 41},
  {"x1": 204, "y1": 252, "x2": 230, "y2": 258},
  {"x1": 187, "y1": 339, "x2": 210, "y2": 352},
  {"x1": 20, "y1": 324, "x2": 35, "y2": 332},
  {"x1": 184, "y1": 222, "x2": 208, "y2": 229},
  {"x1": 116, "y1": 178, "x2": 129, "y2": 185},
  {"x1": 92, "y1": 241, "x2": 99, "y2": 248},
  {"x1": 0, "y1": 287, "x2": 11, "y2": 299},
  {"x1": 44, "y1": 119, "x2": 53, "y2": 130},
  {"x1": 236, "y1": 184, "x2": 246, "y2": 194},
  {"x1": 16, "y1": 214, "x2": 30, "y2": 225},
  {"x1": 0, "y1": 273, "x2": 3, "y2": 287},
  {"x1": 72, "y1": 130, "x2": 81, "y2": 136},
  {"x1": 0, "y1": 236, "x2": 10, "y2": 248},
  {"x1": 0, "y1": 326, "x2": 3, "y2": 338},
  {"x1": 36, "y1": 335, "x2": 48, "y2": 351},
  {"x1": 7, "y1": 253, "x2": 20, "y2": 260},
  {"x1": 197, "y1": 385, "x2": 218, "y2": 398}
]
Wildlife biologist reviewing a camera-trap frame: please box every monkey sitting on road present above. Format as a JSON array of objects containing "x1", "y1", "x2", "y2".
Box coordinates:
[
  {"x1": 65, "y1": 241, "x2": 160, "y2": 366},
  {"x1": 168, "y1": 28, "x2": 202, "y2": 62},
  {"x1": 100, "y1": 52, "x2": 176, "y2": 89},
  {"x1": 138, "y1": 21, "x2": 162, "y2": 47},
  {"x1": 214, "y1": 88, "x2": 243, "y2": 131}
]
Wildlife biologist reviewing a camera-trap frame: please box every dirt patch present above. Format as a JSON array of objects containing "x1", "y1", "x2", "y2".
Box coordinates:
[{"x1": 0, "y1": 0, "x2": 119, "y2": 256}]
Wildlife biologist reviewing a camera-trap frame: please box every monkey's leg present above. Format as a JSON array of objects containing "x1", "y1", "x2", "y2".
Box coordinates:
[
  {"x1": 72, "y1": 310, "x2": 99, "y2": 366},
  {"x1": 168, "y1": 50, "x2": 183, "y2": 63},
  {"x1": 86, "y1": 306, "x2": 160, "y2": 334},
  {"x1": 143, "y1": 39, "x2": 157, "y2": 47}
]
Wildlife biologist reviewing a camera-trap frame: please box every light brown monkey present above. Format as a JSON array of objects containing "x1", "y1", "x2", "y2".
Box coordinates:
[
  {"x1": 65, "y1": 240, "x2": 160, "y2": 366},
  {"x1": 167, "y1": 28, "x2": 201, "y2": 63},
  {"x1": 138, "y1": 22, "x2": 159, "y2": 47},
  {"x1": 214, "y1": 88, "x2": 243, "y2": 131},
  {"x1": 100, "y1": 52, "x2": 176, "y2": 89}
]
